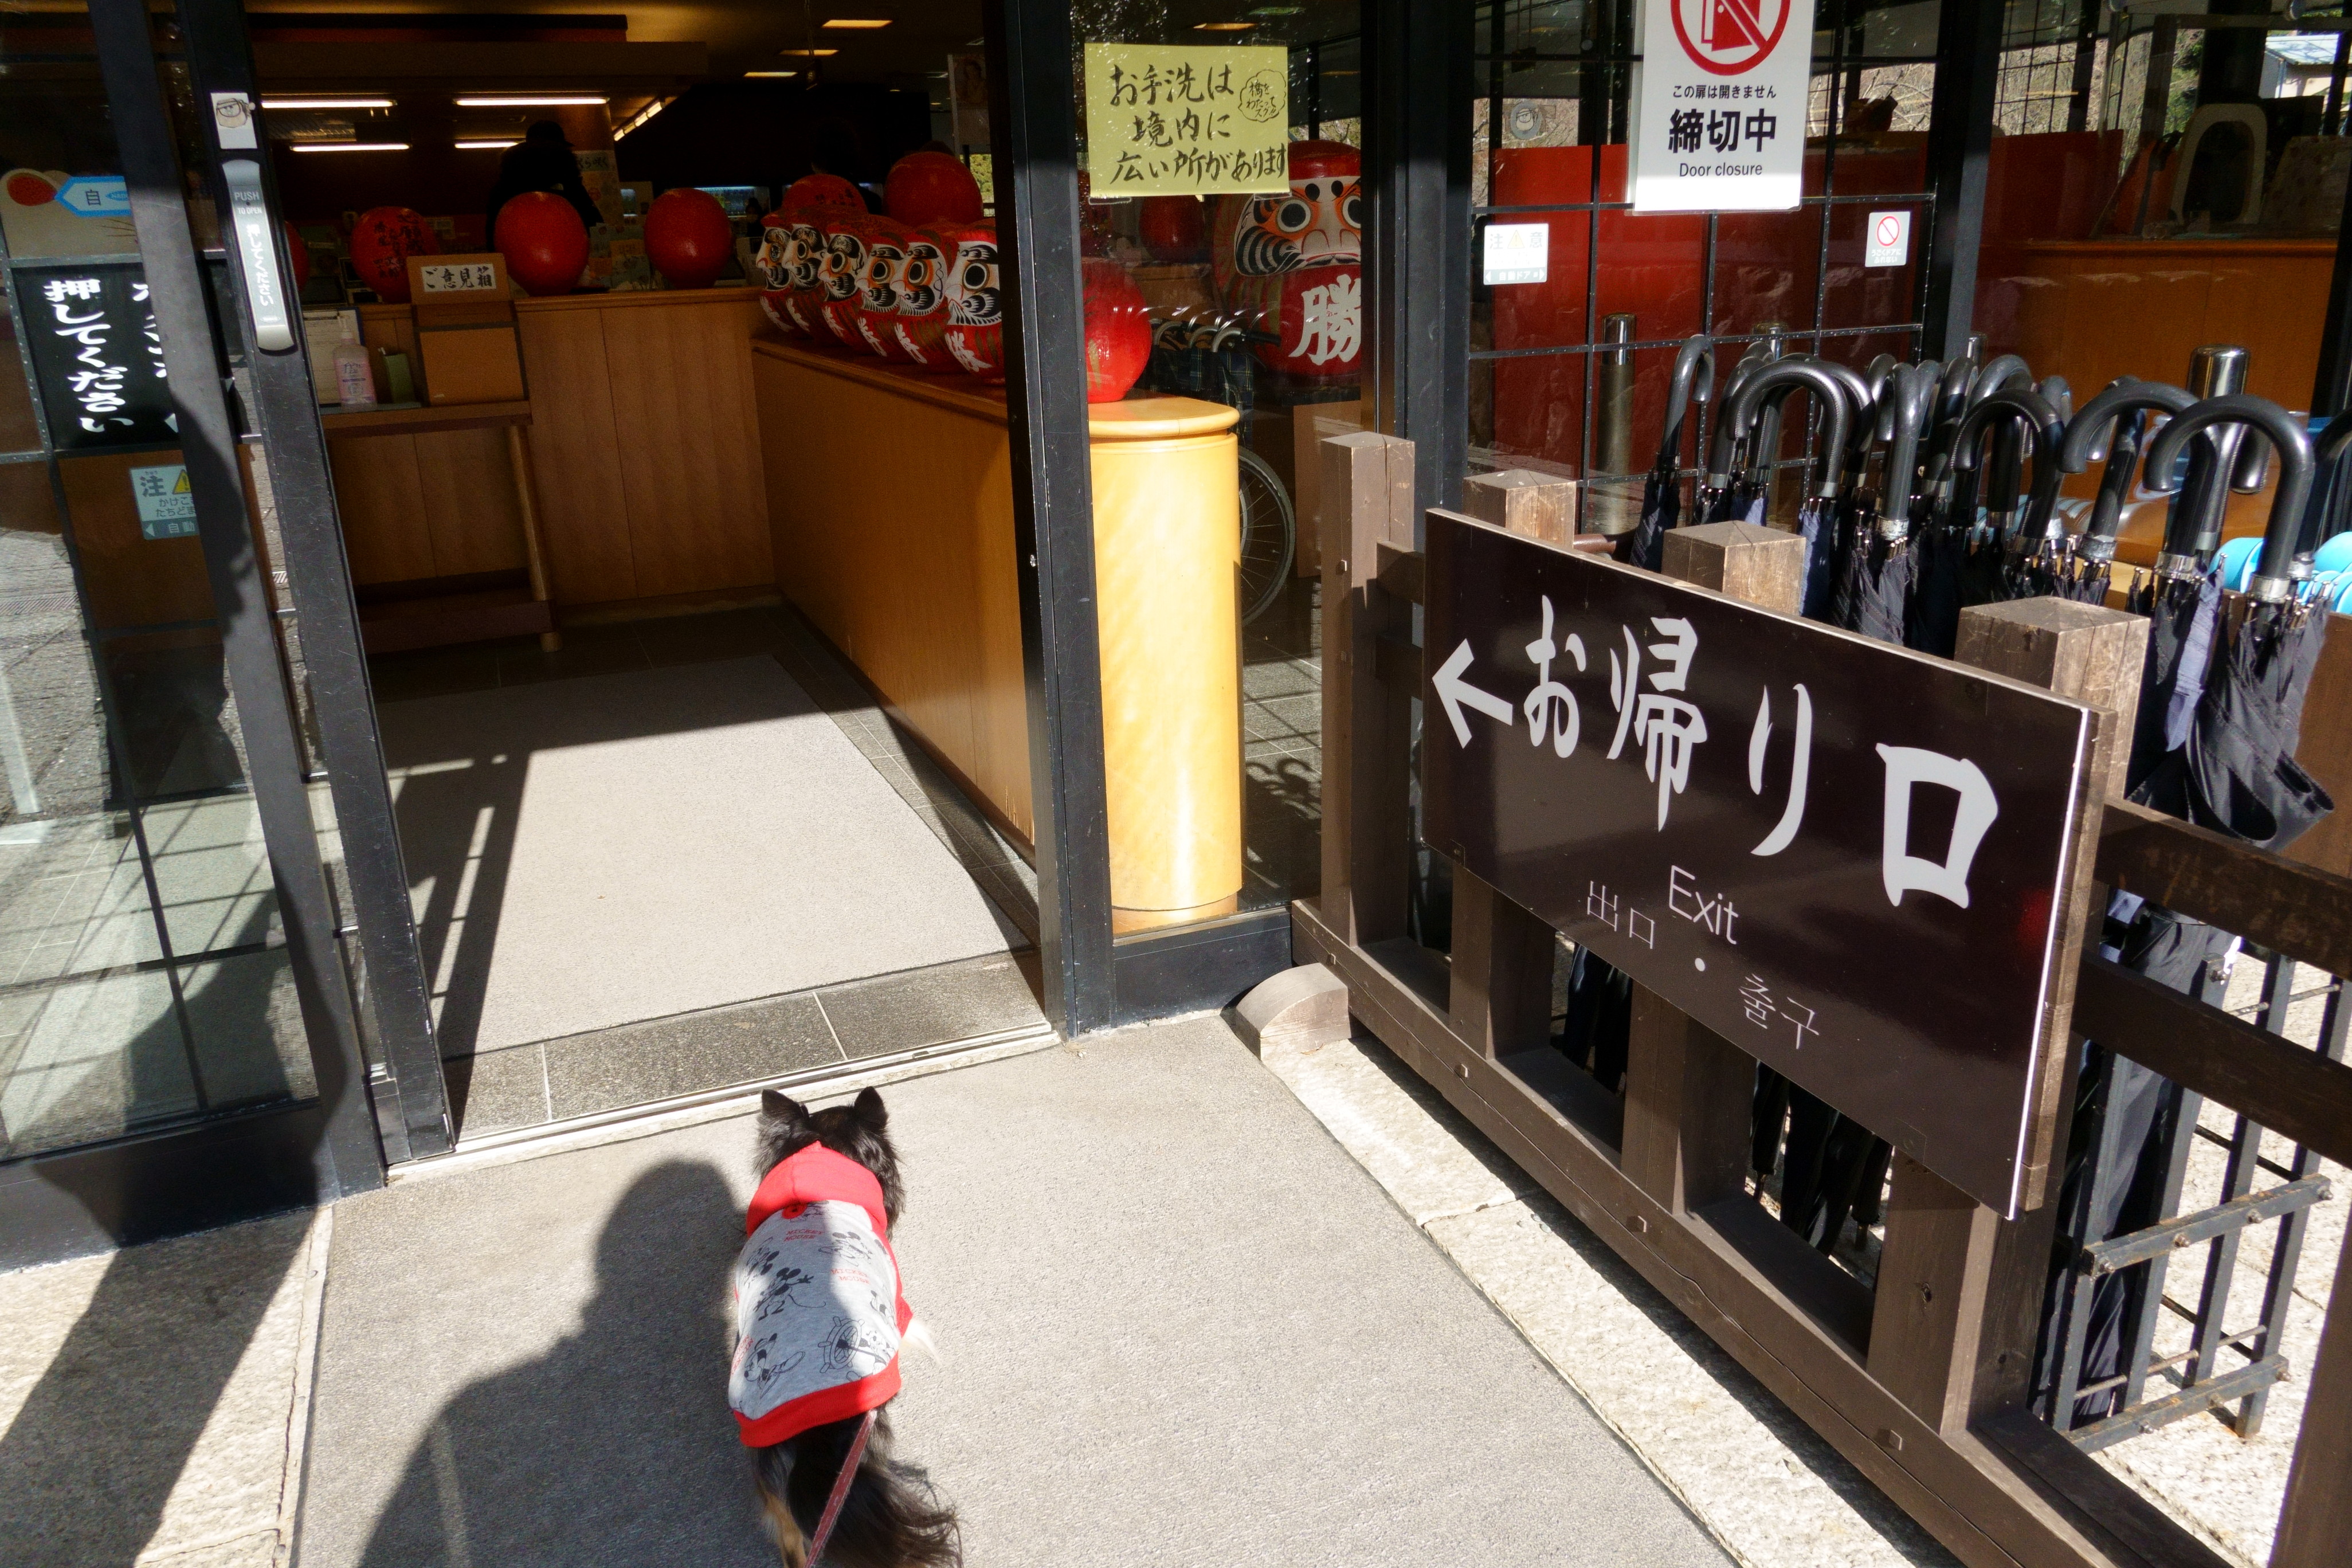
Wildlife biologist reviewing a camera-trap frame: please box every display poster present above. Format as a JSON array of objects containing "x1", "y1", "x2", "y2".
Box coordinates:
[
  {"x1": 1421, "y1": 515, "x2": 2097, "y2": 1217},
  {"x1": 948, "y1": 53, "x2": 990, "y2": 151},
  {"x1": 1083, "y1": 44, "x2": 1288, "y2": 197},
  {"x1": 1629, "y1": 0, "x2": 1815, "y2": 213},
  {"x1": 17, "y1": 263, "x2": 177, "y2": 451}
]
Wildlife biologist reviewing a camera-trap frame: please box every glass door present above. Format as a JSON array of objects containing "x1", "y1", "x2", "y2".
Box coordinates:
[{"x1": 0, "y1": 0, "x2": 414, "y2": 1263}]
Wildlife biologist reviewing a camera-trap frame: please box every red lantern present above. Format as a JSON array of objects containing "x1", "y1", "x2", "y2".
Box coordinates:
[
  {"x1": 1082, "y1": 258, "x2": 1150, "y2": 403},
  {"x1": 852, "y1": 215, "x2": 919, "y2": 362},
  {"x1": 885, "y1": 151, "x2": 983, "y2": 228},
  {"x1": 1138, "y1": 196, "x2": 1207, "y2": 262},
  {"x1": 348, "y1": 206, "x2": 437, "y2": 304},
  {"x1": 644, "y1": 187, "x2": 733, "y2": 289},
  {"x1": 892, "y1": 225, "x2": 958, "y2": 370},
  {"x1": 1073, "y1": 171, "x2": 1115, "y2": 257},
  {"x1": 284, "y1": 221, "x2": 311, "y2": 295},
  {"x1": 495, "y1": 190, "x2": 590, "y2": 296},
  {"x1": 1212, "y1": 139, "x2": 1362, "y2": 381},
  {"x1": 934, "y1": 221, "x2": 1003, "y2": 382},
  {"x1": 815, "y1": 211, "x2": 877, "y2": 346},
  {"x1": 781, "y1": 173, "x2": 866, "y2": 215}
]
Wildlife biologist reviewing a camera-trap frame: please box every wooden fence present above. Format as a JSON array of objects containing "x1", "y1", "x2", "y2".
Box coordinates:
[{"x1": 1293, "y1": 430, "x2": 2352, "y2": 1568}]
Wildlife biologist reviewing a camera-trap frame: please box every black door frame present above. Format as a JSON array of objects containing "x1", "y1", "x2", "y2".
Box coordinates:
[
  {"x1": 174, "y1": 0, "x2": 453, "y2": 1163},
  {"x1": 0, "y1": 0, "x2": 390, "y2": 1267}
]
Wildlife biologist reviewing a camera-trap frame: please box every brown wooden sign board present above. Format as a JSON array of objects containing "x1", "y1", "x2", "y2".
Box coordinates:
[{"x1": 1421, "y1": 512, "x2": 2100, "y2": 1216}]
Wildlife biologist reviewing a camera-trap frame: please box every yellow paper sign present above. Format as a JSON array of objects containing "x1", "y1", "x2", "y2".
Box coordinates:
[{"x1": 1083, "y1": 44, "x2": 1289, "y2": 197}]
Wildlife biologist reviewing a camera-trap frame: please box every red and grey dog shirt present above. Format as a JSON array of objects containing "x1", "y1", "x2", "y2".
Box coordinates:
[{"x1": 729, "y1": 1143, "x2": 914, "y2": 1447}]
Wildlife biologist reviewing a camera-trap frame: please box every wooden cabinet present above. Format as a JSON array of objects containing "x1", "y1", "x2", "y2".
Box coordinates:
[
  {"x1": 515, "y1": 289, "x2": 770, "y2": 607},
  {"x1": 331, "y1": 288, "x2": 771, "y2": 611}
]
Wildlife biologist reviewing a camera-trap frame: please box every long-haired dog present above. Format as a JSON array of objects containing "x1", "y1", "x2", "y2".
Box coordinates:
[{"x1": 730, "y1": 1087, "x2": 959, "y2": 1568}]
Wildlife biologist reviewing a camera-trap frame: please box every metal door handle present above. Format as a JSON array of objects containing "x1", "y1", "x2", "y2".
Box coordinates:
[{"x1": 223, "y1": 158, "x2": 294, "y2": 351}]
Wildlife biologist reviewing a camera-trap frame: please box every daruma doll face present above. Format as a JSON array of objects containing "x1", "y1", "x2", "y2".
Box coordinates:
[
  {"x1": 816, "y1": 221, "x2": 871, "y2": 345},
  {"x1": 892, "y1": 232, "x2": 957, "y2": 370},
  {"x1": 937, "y1": 225, "x2": 1003, "y2": 381},
  {"x1": 853, "y1": 218, "x2": 916, "y2": 360}
]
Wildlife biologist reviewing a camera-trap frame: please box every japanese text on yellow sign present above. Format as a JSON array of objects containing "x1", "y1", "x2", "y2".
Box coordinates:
[{"x1": 1083, "y1": 44, "x2": 1289, "y2": 197}]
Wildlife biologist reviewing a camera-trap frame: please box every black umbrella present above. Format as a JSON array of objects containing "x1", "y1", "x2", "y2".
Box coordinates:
[
  {"x1": 2040, "y1": 395, "x2": 2334, "y2": 1425},
  {"x1": 1624, "y1": 335, "x2": 1715, "y2": 572},
  {"x1": 1694, "y1": 342, "x2": 1778, "y2": 524},
  {"x1": 1834, "y1": 360, "x2": 1935, "y2": 644},
  {"x1": 2136, "y1": 393, "x2": 2335, "y2": 848},
  {"x1": 1801, "y1": 358, "x2": 1879, "y2": 621},
  {"x1": 1715, "y1": 356, "x2": 1853, "y2": 549}
]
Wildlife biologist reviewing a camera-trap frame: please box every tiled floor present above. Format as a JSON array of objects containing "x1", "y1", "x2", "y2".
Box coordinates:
[
  {"x1": 442, "y1": 951, "x2": 1049, "y2": 1142},
  {"x1": 366, "y1": 603, "x2": 1052, "y2": 1141},
  {"x1": 1241, "y1": 573, "x2": 1323, "y2": 910}
]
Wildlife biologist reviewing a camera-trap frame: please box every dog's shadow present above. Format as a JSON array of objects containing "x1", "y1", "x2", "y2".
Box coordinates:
[{"x1": 343, "y1": 1160, "x2": 778, "y2": 1567}]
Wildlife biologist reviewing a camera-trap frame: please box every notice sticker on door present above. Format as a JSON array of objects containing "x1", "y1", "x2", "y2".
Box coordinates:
[
  {"x1": 1483, "y1": 222, "x2": 1549, "y2": 286},
  {"x1": 1865, "y1": 210, "x2": 1911, "y2": 268},
  {"x1": 130, "y1": 464, "x2": 197, "y2": 539}
]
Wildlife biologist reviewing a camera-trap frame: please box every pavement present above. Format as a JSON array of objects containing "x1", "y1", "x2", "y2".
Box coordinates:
[
  {"x1": 288, "y1": 1012, "x2": 1728, "y2": 1566},
  {"x1": 7, "y1": 978, "x2": 2322, "y2": 1567}
]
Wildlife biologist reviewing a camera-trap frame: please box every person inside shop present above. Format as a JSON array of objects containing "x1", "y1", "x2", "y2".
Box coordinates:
[{"x1": 485, "y1": 121, "x2": 603, "y2": 236}]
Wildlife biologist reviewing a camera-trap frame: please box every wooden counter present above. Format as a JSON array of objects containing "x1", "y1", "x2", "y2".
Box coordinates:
[
  {"x1": 753, "y1": 336, "x2": 1247, "y2": 919},
  {"x1": 2010, "y1": 238, "x2": 2333, "y2": 412},
  {"x1": 752, "y1": 337, "x2": 1032, "y2": 845},
  {"x1": 343, "y1": 287, "x2": 771, "y2": 612}
]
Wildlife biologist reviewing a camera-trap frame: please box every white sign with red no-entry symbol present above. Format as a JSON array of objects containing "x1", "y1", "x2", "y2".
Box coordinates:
[
  {"x1": 1629, "y1": 0, "x2": 1816, "y2": 214},
  {"x1": 1865, "y1": 209, "x2": 1912, "y2": 267}
]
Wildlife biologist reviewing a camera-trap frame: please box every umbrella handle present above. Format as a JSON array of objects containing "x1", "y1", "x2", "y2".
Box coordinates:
[
  {"x1": 2061, "y1": 379, "x2": 2196, "y2": 558},
  {"x1": 1659, "y1": 334, "x2": 1715, "y2": 467},
  {"x1": 1969, "y1": 354, "x2": 2032, "y2": 403},
  {"x1": 1881, "y1": 363, "x2": 1938, "y2": 535},
  {"x1": 1949, "y1": 387, "x2": 2061, "y2": 525},
  {"x1": 1715, "y1": 358, "x2": 1851, "y2": 497},
  {"x1": 2142, "y1": 392, "x2": 2316, "y2": 599}
]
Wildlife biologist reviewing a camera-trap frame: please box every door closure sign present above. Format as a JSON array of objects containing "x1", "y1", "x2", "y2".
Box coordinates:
[{"x1": 1630, "y1": 0, "x2": 1815, "y2": 213}]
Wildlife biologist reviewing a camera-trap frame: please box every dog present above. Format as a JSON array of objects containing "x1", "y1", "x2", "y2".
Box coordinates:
[{"x1": 731, "y1": 1087, "x2": 959, "y2": 1568}]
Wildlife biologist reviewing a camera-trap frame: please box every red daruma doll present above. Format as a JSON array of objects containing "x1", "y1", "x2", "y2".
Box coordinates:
[
  {"x1": 752, "y1": 205, "x2": 802, "y2": 334},
  {"x1": 892, "y1": 226, "x2": 957, "y2": 370},
  {"x1": 816, "y1": 212, "x2": 876, "y2": 347},
  {"x1": 853, "y1": 217, "x2": 919, "y2": 362},
  {"x1": 1212, "y1": 139, "x2": 1362, "y2": 381},
  {"x1": 936, "y1": 221, "x2": 1002, "y2": 382},
  {"x1": 766, "y1": 174, "x2": 864, "y2": 335},
  {"x1": 349, "y1": 206, "x2": 436, "y2": 303}
]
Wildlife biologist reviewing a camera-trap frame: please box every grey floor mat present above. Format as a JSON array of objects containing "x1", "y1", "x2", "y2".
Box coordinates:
[{"x1": 377, "y1": 656, "x2": 1017, "y2": 1054}]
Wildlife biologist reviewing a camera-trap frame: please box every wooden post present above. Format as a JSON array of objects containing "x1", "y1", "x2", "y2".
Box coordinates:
[
  {"x1": 2272, "y1": 1228, "x2": 2352, "y2": 1566},
  {"x1": 1620, "y1": 522, "x2": 1804, "y2": 1207},
  {"x1": 1461, "y1": 468, "x2": 1577, "y2": 545},
  {"x1": 1316, "y1": 432, "x2": 1417, "y2": 950},
  {"x1": 1446, "y1": 468, "x2": 1579, "y2": 1058},
  {"x1": 1868, "y1": 595, "x2": 2146, "y2": 1434},
  {"x1": 1662, "y1": 520, "x2": 1806, "y2": 610},
  {"x1": 505, "y1": 422, "x2": 560, "y2": 653}
]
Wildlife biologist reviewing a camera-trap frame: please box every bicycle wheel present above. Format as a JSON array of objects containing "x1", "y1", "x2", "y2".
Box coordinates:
[{"x1": 1237, "y1": 445, "x2": 1296, "y2": 626}]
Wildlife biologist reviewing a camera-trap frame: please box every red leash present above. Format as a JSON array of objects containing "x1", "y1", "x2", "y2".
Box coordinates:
[{"x1": 805, "y1": 1408, "x2": 877, "y2": 1566}]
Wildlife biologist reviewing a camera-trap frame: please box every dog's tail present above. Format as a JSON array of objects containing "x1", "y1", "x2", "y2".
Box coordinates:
[{"x1": 755, "y1": 1411, "x2": 959, "y2": 1568}]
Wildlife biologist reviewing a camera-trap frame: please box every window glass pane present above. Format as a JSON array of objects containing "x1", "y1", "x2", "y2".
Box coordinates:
[
  {"x1": 1468, "y1": 0, "x2": 1932, "y2": 499},
  {"x1": 1060, "y1": 0, "x2": 1363, "y2": 934},
  {"x1": 0, "y1": 2, "x2": 321, "y2": 1161},
  {"x1": 1970, "y1": 0, "x2": 2345, "y2": 562}
]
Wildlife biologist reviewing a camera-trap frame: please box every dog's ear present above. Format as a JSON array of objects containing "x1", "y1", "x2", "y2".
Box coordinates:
[
  {"x1": 851, "y1": 1086, "x2": 888, "y2": 1131},
  {"x1": 761, "y1": 1089, "x2": 810, "y2": 1126}
]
